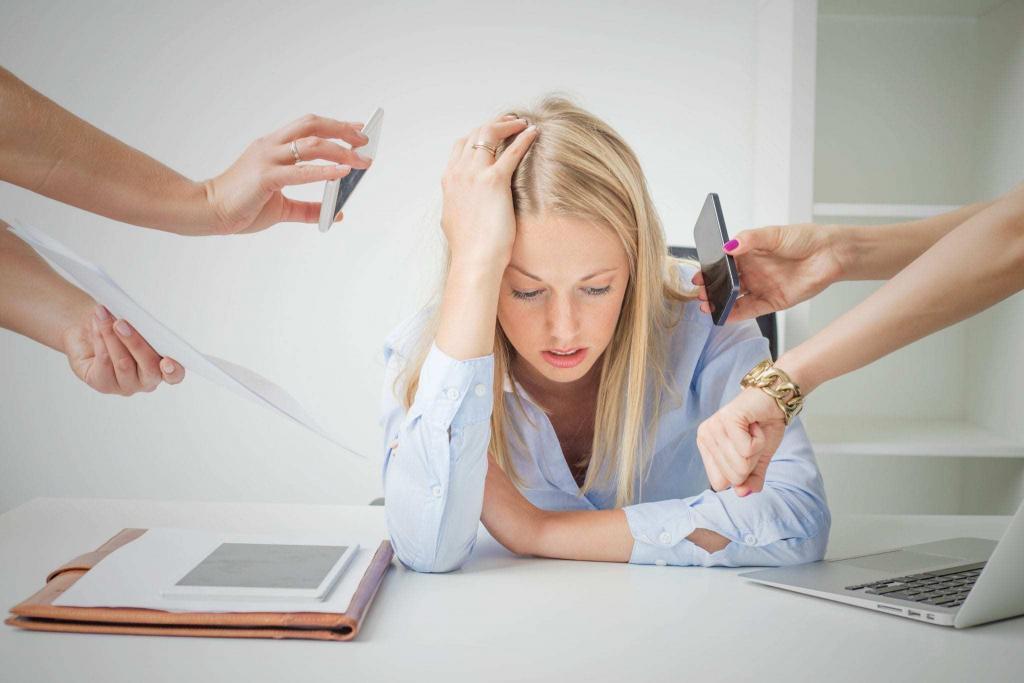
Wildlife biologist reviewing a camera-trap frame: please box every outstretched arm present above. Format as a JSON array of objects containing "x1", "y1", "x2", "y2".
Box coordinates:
[
  {"x1": 698, "y1": 184, "x2": 1024, "y2": 495},
  {"x1": 0, "y1": 67, "x2": 369, "y2": 236}
]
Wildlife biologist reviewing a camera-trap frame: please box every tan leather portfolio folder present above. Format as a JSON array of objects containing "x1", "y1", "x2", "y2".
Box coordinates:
[{"x1": 5, "y1": 528, "x2": 393, "y2": 641}]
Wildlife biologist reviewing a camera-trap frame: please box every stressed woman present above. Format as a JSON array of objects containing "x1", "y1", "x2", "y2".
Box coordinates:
[{"x1": 379, "y1": 98, "x2": 830, "y2": 573}]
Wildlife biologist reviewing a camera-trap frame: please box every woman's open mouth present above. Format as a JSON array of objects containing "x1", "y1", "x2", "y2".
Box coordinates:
[{"x1": 541, "y1": 347, "x2": 588, "y2": 369}]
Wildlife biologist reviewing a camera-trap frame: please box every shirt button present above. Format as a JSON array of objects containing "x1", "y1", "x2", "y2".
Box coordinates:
[
  {"x1": 658, "y1": 531, "x2": 672, "y2": 545},
  {"x1": 744, "y1": 534, "x2": 757, "y2": 545},
  {"x1": 473, "y1": 383, "x2": 487, "y2": 397},
  {"x1": 445, "y1": 388, "x2": 460, "y2": 400},
  {"x1": 655, "y1": 559, "x2": 667, "y2": 567},
  {"x1": 431, "y1": 485, "x2": 443, "y2": 498}
]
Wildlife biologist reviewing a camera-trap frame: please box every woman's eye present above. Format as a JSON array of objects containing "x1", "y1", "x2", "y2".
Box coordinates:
[
  {"x1": 511, "y1": 289, "x2": 543, "y2": 300},
  {"x1": 584, "y1": 286, "x2": 612, "y2": 296}
]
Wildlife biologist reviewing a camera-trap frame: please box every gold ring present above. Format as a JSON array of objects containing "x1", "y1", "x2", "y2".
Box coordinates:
[
  {"x1": 290, "y1": 140, "x2": 302, "y2": 163},
  {"x1": 472, "y1": 142, "x2": 498, "y2": 157}
]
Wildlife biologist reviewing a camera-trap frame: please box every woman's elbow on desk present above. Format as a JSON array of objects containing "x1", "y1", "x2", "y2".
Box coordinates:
[{"x1": 388, "y1": 531, "x2": 476, "y2": 573}]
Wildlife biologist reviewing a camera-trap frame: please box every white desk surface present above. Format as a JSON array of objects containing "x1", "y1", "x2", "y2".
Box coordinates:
[{"x1": 1, "y1": 498, "x2": 1020, "y2": 683}]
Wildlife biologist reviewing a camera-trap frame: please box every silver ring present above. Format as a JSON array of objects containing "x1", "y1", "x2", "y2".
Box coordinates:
[
  {"x1": 472, "y1": 142, "x2": 498, "y2": 157},
  {"x1": 290, "y1": 140, "x2": 302, "y2": 163}
]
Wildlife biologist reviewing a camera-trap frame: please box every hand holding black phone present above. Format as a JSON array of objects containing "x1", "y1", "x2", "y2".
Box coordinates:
[{"x1": 693, "y1": 193, "x2": 740, "y2": 325}]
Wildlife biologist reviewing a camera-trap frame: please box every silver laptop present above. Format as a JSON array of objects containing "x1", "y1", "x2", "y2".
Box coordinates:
[{"x1": 740, "y1": 500, "x2": 1024, "y2": 628}]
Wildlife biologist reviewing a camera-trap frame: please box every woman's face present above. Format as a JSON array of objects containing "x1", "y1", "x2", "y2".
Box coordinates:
[{"x1": 497, "y1": 214, "x2": 630, "y2": 392}]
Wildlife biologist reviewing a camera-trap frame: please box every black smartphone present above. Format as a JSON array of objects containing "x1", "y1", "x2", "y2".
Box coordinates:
[{"x1": 693, "y1": 193, "x2": 740, "y2": 325}]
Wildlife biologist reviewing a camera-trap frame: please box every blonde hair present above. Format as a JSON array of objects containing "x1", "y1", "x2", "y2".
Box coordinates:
[{"x1": 396, "y1": 96, "x2": 695, "y2": 506}]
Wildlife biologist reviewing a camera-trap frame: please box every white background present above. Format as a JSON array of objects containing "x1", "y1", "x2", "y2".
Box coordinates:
[{"x1": 0, "y1": 0, "x2": 764, "y2": 512}]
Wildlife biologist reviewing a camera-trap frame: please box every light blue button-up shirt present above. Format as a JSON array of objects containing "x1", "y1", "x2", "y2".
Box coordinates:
[{"x1": 379, "y1": 267, "x2": 830, "y2": 573}]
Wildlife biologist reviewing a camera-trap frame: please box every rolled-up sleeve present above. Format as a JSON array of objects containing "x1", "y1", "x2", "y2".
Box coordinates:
[
  {"x1": 623, "y1": 317, "x2": 831, "y2": 567},
  {"x1": 379, "y1": 340, "x2": 494, "y2": 573}
]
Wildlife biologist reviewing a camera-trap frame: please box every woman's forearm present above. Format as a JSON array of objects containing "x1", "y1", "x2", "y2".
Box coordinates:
[
  {"x1": 435, "y1": 258, "x2": 505, "y2": 360},
  {"x1": 778, "y1": 190, "x2": 1024, "y2": 394},
  {"x1": 0, "y1": 223, "x2": 92, "y2": 352},
  {"x1": 533, "y1": 510, "x2": 729, "y2": 561},
  {"x1": 0, "y1": 67, "x2": 217, "y2": 236},
  {"x1": 835, "y1": 199, "x2": 999, "y2": 282}
]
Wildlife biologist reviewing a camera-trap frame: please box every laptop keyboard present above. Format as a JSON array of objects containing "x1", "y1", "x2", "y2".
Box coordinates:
[{"x1": 844, "y1": 561, "x2": 986, "y2": 608}]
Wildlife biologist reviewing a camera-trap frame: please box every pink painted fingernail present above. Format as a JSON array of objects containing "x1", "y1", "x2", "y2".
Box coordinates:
[
  {"x1": 161, "y1": 359, "x2": 175, "y2": 373},
  {"x1": 114, "y1": 320, "x2": 132, "y2": 336},
  {"x1": 94, "y1": 305, "x2": 110, "y2": 321},
  {"x1": 724, "y1": 239, "x2": 739, "y2": 252}
]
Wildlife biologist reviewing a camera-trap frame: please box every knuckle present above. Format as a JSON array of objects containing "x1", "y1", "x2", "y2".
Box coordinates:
[
  {"x1": 117, "y1": 357, "x2": 135, "y2": 373},
  {"x1": 300, "y1": 113, "x2": 318, "y2": 126}
]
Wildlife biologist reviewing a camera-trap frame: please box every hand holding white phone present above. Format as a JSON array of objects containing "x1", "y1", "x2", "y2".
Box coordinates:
[{"x1": 318, "y1": 107, "x2": 384, "y2": 232}]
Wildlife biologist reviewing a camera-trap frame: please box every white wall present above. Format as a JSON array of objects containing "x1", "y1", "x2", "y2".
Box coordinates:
[{"x1": 0, "y1": 0, "x2": 768, "y2": 512}]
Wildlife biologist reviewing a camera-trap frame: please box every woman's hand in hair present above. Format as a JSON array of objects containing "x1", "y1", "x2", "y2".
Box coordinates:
[
  {"x1": 441, "y1": 116, "x2": 539, "y2": 269},
  {"x1": 696, "y1": 388, "x2": 786, "y2": 497},
  {"x1": 691, "y1": 223, "x2": 845, "y2": 323},
  {"x1": 480, "y1": 455, "x2": 548, "y2": 557}
]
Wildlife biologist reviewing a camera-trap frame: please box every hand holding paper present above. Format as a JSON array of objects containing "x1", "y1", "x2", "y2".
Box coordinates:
[{"x1": 8, "y1": 222, "x2": 363, "y2": 458}]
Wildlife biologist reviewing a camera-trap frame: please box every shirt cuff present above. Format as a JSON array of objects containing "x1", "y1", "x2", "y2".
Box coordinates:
[
  {"x1": 408, "y1": 343, "x2": 494, "y2": 430},
  {"x1": 623, "y1": 500, "x2": 699, "y2": 566}
]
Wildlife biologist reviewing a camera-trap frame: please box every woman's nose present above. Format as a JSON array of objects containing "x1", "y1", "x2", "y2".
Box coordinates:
[{"x1": 546, "y1": 294, "x2": 580, "y2": 342}]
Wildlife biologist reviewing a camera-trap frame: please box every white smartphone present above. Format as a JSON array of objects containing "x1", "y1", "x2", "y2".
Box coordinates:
[{"x1": 318, "y1": 107, "x2": 384, "y2": 233}]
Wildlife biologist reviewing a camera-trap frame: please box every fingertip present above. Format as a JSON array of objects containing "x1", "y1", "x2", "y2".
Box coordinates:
[
  {"x1": 335, "y1": 164, "x2": 352, "y2": 176},
  {"x1": 94, "y1": 305, "x2": 111, "y2": 322},
  {"x1": 334, "y1": 211, "x2": 344, "y2": 223},
  {"x1": 161, "y1": 358, "x2": 185, "y2": 384},
  {"x1": 723, "y1": 239, "x2": 739, "y2": 253}
]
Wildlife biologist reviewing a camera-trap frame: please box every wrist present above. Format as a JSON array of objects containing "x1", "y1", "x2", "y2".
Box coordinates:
[
  {"x1": 56, "y1": 296, "x2": 97, "y2": 355},
  {"x1": 773, "y1": 350, "x2": 819, "y2": 396},
  {"x1": 190, "y1": 178, "x2": 228, "y2": 236},
  {"x1": 449, "y1": 251, "x2": 510, "y2": 279},
  {"x1": 823, "y1": 223, "x2": 854, "y2": 283},
  {"x1": 740, "y1": 358, "x2": 807, "y2": 424}
]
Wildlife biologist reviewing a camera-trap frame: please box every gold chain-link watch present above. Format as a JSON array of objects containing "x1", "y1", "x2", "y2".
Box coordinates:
[{"x1": 740, "y1": 360, "x2": 804, "y2": 425}]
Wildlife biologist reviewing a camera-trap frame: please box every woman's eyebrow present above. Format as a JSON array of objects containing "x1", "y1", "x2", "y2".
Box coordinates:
[
  {"x1": 509, "y1": 264, "x2": 542, "y2": 280},
  {"x1": 508, "y1": 265, "x2": 618, "y2": 281},
  {"x1": 579, "y1": 267, "x2": 618, "y2": 281}
]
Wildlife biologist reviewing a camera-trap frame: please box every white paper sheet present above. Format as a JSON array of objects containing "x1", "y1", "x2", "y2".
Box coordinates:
[
  {"x1": 8, "y1": 222, "x2": 364, "y2": 458},
  {"x1": 53, "y1": 528, "x2": 381, "y2": 614}
]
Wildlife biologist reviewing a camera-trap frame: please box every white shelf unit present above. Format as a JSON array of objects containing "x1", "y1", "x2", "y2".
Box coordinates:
[
  {"x1": 805, "y1": 417, "x2": 1024, "y2": 459},
  {"x1": 812, "y1": 203, "x2": 961, "y2": 219},
  {"x1": 791, "y1": 0, "x2": 1024, "y2": 513}
]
